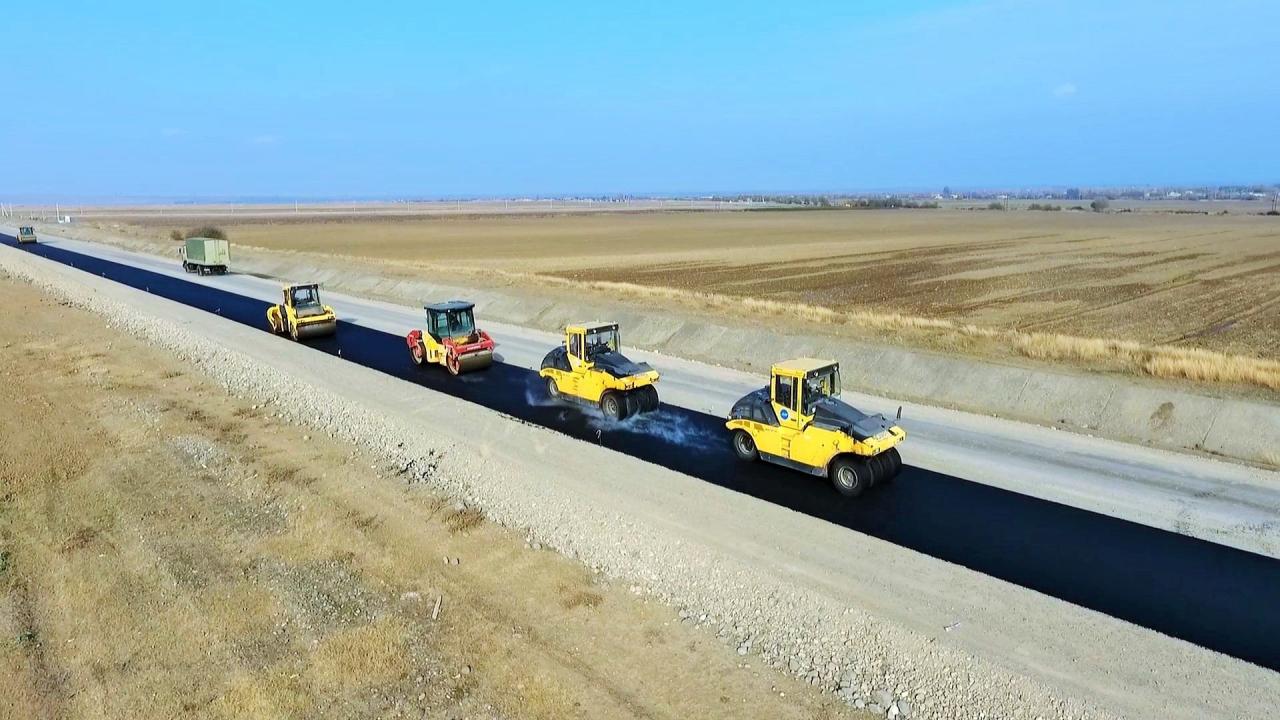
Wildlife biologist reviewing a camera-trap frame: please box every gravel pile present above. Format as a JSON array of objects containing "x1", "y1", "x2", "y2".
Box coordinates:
[{"x1": 0, "y1": 252, "x2": 1113, "y2": 720}]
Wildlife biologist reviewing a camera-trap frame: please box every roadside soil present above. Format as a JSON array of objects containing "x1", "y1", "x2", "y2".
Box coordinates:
[{"x1": 0, "y1": 273, "x2": 861, "y2": 720}]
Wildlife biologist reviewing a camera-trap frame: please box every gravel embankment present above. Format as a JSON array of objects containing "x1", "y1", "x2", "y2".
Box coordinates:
[{"x1": 0, "y1": 247, "x2": 1122, "y2": 720}]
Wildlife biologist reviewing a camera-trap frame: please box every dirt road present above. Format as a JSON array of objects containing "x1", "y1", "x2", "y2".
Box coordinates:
[{"x1": 0, "y1": 273, "x2": 857, "y2": 720}]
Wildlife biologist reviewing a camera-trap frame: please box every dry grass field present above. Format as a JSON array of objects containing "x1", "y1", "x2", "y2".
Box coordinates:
[
  {"x1": 0, "y1": 273, "x2": 859, "y2": 720},
  {"x1": 84, "y1": 206, "x2": 1280, "y2": 392}
]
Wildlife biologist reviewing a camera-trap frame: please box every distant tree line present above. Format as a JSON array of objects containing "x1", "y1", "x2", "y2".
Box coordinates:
[
  {"x1": 716, "y1": 194, "x2": 938, "y2": 209},
  {"x1": 170, "y1": 226, "x2": 228, "y2": 241}
]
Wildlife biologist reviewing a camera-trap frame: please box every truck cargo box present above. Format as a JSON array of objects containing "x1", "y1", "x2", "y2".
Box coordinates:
[{"x1": 181, "y1": 237, "x2": 230, "y2": 274}]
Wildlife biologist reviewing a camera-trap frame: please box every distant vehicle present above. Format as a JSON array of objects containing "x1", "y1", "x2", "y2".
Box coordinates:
[
  {"x1": 16, "y1": 226, "x2": 37, "y2": 244},
  {"x1": 179, "y1": 237, "x2": 230, "y2": 275}
]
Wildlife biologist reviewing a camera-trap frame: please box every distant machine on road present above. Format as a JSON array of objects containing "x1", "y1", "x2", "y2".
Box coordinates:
[
  {"x1": 179, "y1": 237, "x2": 230, "y2": 275},
  {"x1": 727, "y1": 358, "x2": 905, "y2": 496},
  {"x1": 405, "y1": 300, "x2": 496, "y2": 375},
  {"x1": 16, "y1": 226, "x2": 37, "y2": 244},
  {"x1": 266, "y1": 283, "x2": 337, "y2": 341}
]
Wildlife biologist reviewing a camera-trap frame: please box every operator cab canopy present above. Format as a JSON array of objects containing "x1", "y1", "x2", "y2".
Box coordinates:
[
  {"x1": 771, "y1": 358, "x2": 842, "y2": 416},
  {"x1": 425, "y1": 300, "x2": 477, "y2": 339},
  {"x1": 425, "y1": 300, "x2": 476, "y2": 313},
  {"x1": 566, "y1": 321, "x2": 618, "y2": 334},
  {"x1": 289, "y1": 284, "x2": 321, "y2": 306},
  {"x1": 772, "y1": 357, "x2": 838, "y2": 377},
  {"x1": 566, "y1": 322, "x2": 621, "y2": 356}
]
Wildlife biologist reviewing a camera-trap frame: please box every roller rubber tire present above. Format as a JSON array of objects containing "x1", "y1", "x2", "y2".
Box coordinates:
[
  {"x1": 639, "y1": 385, "x2": 660, "y2": 412},
  {"x1": 732, "y1": 430, "x2": 759, "y2": 461},
  {"x1": 831, "y1": 457, "x2": 870, "y2": 497},
  {"x1": 545, "y1": 376, "x2": 561, "y2": 400},
  {"x1": 410, "y1": 343, "x2": 425, "y2": 366},
  {"x1": 881, "y1": 448, "x2": 902, "y2": 483},
  {"x1": 446, "y1": 353, "x2": 460, "y2": 376},
  {"x1": 601, "y1": 392, "x2": 624, "y2": 421},
  {"x1": 868, "y1": 453, "x2": 889, "y2": 486}
]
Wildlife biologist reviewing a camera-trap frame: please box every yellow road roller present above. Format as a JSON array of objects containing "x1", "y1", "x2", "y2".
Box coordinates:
[
  {"x1": 726, "y1": 358, "x2": 905, "y2": 496},
  {"x1": 540, "y1": 322, "x2": 660, "y2": 419},
  {"x1": 266, "y1": 283, "x2": 337, "y2": 341}
]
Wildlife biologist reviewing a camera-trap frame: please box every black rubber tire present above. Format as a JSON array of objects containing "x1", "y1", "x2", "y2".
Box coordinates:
[
  {"x1": 639, "y1": 385, "x2": 660, "y2": 412},
  {"x1": 732, "y1": 430, "x2": 759, "y2": 461},
  {"x1": 830, "y1": 457, "x2": 870, "y2": 497},
  {"x1": 867, "y1": 453, "x2": 888, "y2": 486},
  {"x1": 545, "y1": 376, "x2": 561, "y2": 400},
  {"x1": 601, "y1": 392, "x2": 624, "y2": 420},
  {"x1": 883, "y1": 447, "x2": 902, "y2": 482}
]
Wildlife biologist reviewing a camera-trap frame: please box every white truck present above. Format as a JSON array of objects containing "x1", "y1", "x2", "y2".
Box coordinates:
[{"x1": 179, "y1": 237, "x2": 230, "y2": 275}]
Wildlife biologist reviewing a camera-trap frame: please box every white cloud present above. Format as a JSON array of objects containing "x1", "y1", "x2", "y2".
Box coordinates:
[{"x1": 1052, "y1": 82, "x2": 1078, "y2": 97}]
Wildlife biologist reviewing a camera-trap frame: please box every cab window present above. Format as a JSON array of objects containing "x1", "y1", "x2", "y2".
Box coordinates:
[
  {"x1": 774, "y1": 375, "x2": 796, "y2": 411},
  {"x1": 569, "y1": 333, "x2": 584, "y2": 359}
]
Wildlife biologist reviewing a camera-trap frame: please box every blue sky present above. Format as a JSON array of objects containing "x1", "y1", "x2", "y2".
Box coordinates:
[{"x1": 4, "y1": 1, "x2": 1278, "y2": 198}]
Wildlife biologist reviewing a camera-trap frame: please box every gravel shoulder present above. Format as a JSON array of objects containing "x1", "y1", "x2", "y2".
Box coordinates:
[{"x1": 2, "y1": 244, "x2": 1276, "y2": 720}]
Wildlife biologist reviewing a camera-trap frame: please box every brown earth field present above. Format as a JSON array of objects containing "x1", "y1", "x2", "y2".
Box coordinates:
[
  {"x1": 93, "y1": 207, "x2": 1280, "y2": 393},
  {"x1": 0, "y1": 272, "x2": 860, "y2": 720}
]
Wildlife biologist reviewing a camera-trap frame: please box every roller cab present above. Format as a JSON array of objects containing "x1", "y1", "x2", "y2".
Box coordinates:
[
  {"x1": 16, "y1": 226, "x2": 37, "y2": 244},
  {"x1": 726, "y1": 358, "x2": 905, "y2": 496},
  {"x1": 266, "y1": 283, "x2": 337, "y2": 340},
  {"x1": 539, "y1": 322, "x2": 660, "y2": 420},
  {"x1": 405, "y1": 301, "x2": 495, "y2": 375}
]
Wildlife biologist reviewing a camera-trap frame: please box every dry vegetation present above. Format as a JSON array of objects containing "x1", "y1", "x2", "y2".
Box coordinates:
[
  {"x1": 82, "y1": 206, "x2": 1280, "y2": 393},
  {"x1": 0, "y1": 273, "x2": 860, "y2": 720}
]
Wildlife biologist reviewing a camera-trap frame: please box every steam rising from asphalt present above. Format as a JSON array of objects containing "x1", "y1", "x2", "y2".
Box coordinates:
[
  {"x1": 524, "y1": 374, "x2": 558, "y2": 407},
  {"x1": 589, "y1": 408, "x2": 722, "y2": 449},
  {"x1": 524, "y1": 376, "x2": 720, "y2": 449}
]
